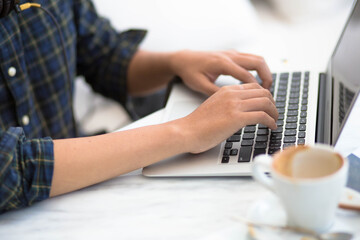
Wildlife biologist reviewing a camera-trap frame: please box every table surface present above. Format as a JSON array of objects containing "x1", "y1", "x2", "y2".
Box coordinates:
[{"x1": 1, "y1": 2, "x2": 360, "y2": 240}]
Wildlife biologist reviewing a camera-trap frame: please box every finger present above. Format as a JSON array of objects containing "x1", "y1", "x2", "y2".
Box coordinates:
[
  {"x1": 238, "y1": 97, "x2": 278, "y2": 121},
  {"x1": 237, "y1": 83, "x2": 263, "y2": 90},
  {"x1": 195, "y1": 74, "x2": 220, "y2": 96},
  {"x1": 220, "y1": 86, "x2": 275, "y2": 105},
  {"x1": 240, "y1": 111, "x2": 277, "y2": 130},
  {"x1": 225, "y1": 52, "x2": 273, "y2": 89},
  {"x1": 220, "y1": 60, "x2": 258, "y2": 84},
  {"x1": 236, "y1": 89, "x2": 275, "y2": 105}
]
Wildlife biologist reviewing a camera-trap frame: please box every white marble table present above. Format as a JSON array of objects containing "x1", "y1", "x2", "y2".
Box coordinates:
[{"x1": 0, "y1": 102, "x2": 360, "y2": 240}]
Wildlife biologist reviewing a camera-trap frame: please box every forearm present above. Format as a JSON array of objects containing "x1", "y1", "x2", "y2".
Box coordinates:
[
  {"x1": 50, "y1": 121, "x2": 186, "y2": 197},
  {"x1": 127, "y1": 50, "x2": 176, "y2": 96}
]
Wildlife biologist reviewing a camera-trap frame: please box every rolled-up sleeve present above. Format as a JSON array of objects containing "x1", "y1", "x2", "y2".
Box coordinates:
[
  {"x1": 0, "y1": 127, "x2": 54, "y2": 213},
  {"x1": 74, "y1": 0, "x2": 147, "y2": 106}
]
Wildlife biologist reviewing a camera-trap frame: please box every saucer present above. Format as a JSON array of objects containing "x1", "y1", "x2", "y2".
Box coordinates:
[{"x1": 245, "y1": 188, "x2": 360, "y2": 240}]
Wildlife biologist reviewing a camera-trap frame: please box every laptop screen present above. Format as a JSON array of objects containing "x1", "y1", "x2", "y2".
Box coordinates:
[{"x1": 331, "y1": 0, "x2": 360, "y2": 144}]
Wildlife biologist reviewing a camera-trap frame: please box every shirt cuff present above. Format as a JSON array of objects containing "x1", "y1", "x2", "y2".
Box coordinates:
[
  {"x1": 20, "y1": 136, "x2": 54, "y2": 206},
  {"x1": 104, "y1": 29, "x2": 147, "y2": 105}
]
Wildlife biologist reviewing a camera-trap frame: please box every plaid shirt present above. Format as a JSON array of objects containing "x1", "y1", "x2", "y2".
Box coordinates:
[{"x1": 0, "y1": 0, "x2": 146, "y2": 213}]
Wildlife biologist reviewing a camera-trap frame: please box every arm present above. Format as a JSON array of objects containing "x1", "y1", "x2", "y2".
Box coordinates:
[
  {"x1": 127, "y1": 50, "x2": 273, "y2": 96},
  {"x1": 50, "y1": 83, "x2": 277, "y2": 197}
]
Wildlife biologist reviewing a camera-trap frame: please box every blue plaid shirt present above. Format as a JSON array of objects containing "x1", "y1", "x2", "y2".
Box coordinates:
[{"x1": 0, "y1": 0, "x2": 146, "y2": 213}]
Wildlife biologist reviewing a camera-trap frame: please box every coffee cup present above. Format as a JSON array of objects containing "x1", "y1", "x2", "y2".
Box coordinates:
[{"x1": 252, "y1": 144, "x2": 348, "y2": 233}]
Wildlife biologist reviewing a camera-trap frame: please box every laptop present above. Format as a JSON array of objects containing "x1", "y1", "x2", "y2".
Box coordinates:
[{"x1": 142, "y1": 0, "x2": 360, "y2": 177}]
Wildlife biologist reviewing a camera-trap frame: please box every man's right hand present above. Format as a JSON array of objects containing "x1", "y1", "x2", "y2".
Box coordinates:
[{"x1": 174, "y1": 83, "x2": 278, "y2": 154}]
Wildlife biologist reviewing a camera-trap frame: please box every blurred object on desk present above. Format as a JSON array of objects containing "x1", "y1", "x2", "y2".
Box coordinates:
[{"x1": 255, "y1": 0, "x2": 354, "y2": 23}]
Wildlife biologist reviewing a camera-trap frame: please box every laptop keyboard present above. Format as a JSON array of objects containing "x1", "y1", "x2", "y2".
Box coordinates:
[
  {"x1": 221, "y1": 71, "x2": 309, "y2": 164},
  {"x1": 339, "y1": 82, "x2": 356, "y2": 125}
]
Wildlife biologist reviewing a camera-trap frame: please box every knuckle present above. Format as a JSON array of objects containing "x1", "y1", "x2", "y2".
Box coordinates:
[
  {"x1": 249, "y1": 82, "x2": 261, "y2": 88},
  {"x1": 258, "y1": 111, "x2": 268, "y2": 120},
  {"x1": 260, "y1": 88, "x2": 271, "y2": 97},
  {"x1": 256, "y1": 56, "x2": 266, "y2": 65},
  {"x1": 220, "y1": 85, "x2": 232, "y2": 93}
]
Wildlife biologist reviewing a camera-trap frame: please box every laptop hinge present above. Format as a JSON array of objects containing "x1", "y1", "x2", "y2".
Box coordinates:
[{"x1": 316, "y1": 73, "x2": 327, "y2": 143}]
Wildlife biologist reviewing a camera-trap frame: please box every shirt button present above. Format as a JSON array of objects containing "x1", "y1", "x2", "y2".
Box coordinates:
[
  {"x1": 22, "y1": 115, "x2": 30, "y2": 126},
  {"x1": 8, "y1": 67, "x2": 17, "y2": 77}
]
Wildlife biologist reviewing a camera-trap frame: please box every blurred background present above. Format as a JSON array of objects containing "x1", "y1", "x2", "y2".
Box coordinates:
[{"x1": 74, "y1": 0, "x2": 354, "y2": 135}]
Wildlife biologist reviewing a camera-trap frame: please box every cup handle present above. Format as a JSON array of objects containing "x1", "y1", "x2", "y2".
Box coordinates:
[{"x1": 252, "y1": 154, "x2": 275, "y2": 193}]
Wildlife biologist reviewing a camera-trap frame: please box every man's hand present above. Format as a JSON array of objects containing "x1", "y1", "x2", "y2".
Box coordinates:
[
  {"x1": 169, "y1": 50, "x2": 273, "y2": 96},
  {"x1": 173, "y1": 83, "x2": 278, "y2": 154}
]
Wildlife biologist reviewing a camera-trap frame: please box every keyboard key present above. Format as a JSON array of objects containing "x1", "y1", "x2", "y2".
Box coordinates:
[
  {"x1": 270, "y1": 133, "x2": 282, "y2": 140},
  {"x1": 269, "y1": 148, "x2": 280, "y2": 155},
  {"x1": 288, "y1": 104, "x2": 299, "y2": 110},
  {"x1": 258, "y1": 124, "x2": 268, "y2": 129},
  {"x1": 298, "y1": 139, "x2": 306, "y2": 145},
  {"x1": 223, "y1": 149, "x2": 230, "y2": 156},
  {"x1": 230, "y1": 149, "x2": 238, "y2": 156},
  {"x1": 256, "y1": 135, "x2": 268, "y2": 142},
  {"x1": 290, "y1": 87, "x2": 300, "y2": 93},
  {"x1": 222, "y1": 157, "x2": 230, "y2": 163},
  {"x1": 272, "y1": 73, "x2": 277, "y2": 80},
  {"x1": 300, "y1": 111, "x2": 307, "y2": 118},
  {"x1": 271, "y1": 127, "x2": 283, "y2": 133},
  {"x1": 283, "y1": 143, "x2": 295, "y2": 148},
  {"x1": 286, "y1": 117, "x2": 298, "y2": 123},
  {"x1": 285, "y1": 123, "x2": 297, "y2": 129},
  {"x1": 284, "y1": 136, "x2": 296, "y2": 143},
  {"x1": 278, "y1": 114, "x2": 284, "y2": 120},
  {"x1": 270, "y1": 143, "x2": 282, "y2": 149},
  {"x1": 225, "y1": 142, "x2": 233, "y2": 149},
  {"x1": 284, "y1": 129, "x2": 296, "y2": 136},
  {"x1": 257, "y1": 129, "x2": 269, "y2": 135},
  {"x1": 241, "y1": 140, "x2": 254, "y2": 146},
  {"x1": 298, "y1": 132, "x2": 306, "y2": 138},
  {"x1": 299, "y1": 124, "x2": 306, "y2": 131},
  {"x1": 244, "y1": 126, "x2": 256, "y2": 133},
  {"x1": 287, "y1": 110, "x2": 298, "y2": 116},
  {"x1": 227, "y1": 135, "x2": 240, "y2": 142},
  {"x1": 301, "y1": 105, "x2": 307, "y2": 111},
  {"x1": 276, "y1": 102, "x2": 286, "y2": 108},
  {"x1": 253, "y1": 148, "x2": 266, "y2": 157},
  {"x1": 276, "y1": 120, "x2": 284, "y2": 126},
  {"x1": 277, "y1": 90, "x2": 287, "y2": 96},
  {"x1": 278, "y1": 85, "x2": 288, "y2": 91},
  {"x1": 300, "y1": 118, "x2": 307, "y2": 124},
  {"x1": 238, "y1": 146, "x2": 252, "y2": 162},
  {"x1": 276, "y1": 96, "x2": 286, "y2": 102},
  {"x1": 292, "y1": 72, "x2": 301, "y2": 78},
  {"x1": 243, "y1": 133, "x2": 255, "y2": 139},
  {"x1": 255, "y1": 142, "x2": 268, "y2": 149},
  {"x1": 278, "y1": 108, "x2": 285, "y2": 114},
  {"x1": 290, "y1": 93, "x2": 300, "y2": 98},
  {"x1": 289, "y1": 99, "x2": 299, "y2": 104}
]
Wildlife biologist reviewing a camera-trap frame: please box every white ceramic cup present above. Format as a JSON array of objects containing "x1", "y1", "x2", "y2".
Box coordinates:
[{"x1": 252, "y1": 144, "x2": 348, "y2": 233}]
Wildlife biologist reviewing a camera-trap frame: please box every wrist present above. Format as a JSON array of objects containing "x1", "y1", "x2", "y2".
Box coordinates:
[
  {"x1": 168, "y1": 50, "x2": 190, "y2": 77},
  {"x1": 165, "y1": 118, "x2": 193, "y2": 154}
]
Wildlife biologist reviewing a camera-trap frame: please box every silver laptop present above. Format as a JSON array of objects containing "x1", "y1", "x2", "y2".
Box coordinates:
[{"x1": 143, "y1": 0, "x2": 360, "y2": 177}]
